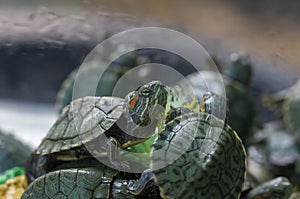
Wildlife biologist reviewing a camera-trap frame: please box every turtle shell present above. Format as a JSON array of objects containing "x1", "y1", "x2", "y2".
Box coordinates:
[
  {"x1": 36, "y1": 96, "x2": 125, "y2": 155},
  {"x1": 21, "y1": 166, "x2": 120, "y2": 199},
  {"x1": 224, "y1": 78, "x2": 256, "y2": 146},
  {"x1": 55, "y1": 49, "x2": 142, "y2": 114},
  {"x1": 21, "y1": 166, "x2": 162, "y2": 199},
  {"x1": 55, "y1": 62, "x2": 128, "y2": 114},
  {"x1": 150, "y1": 111, "x2": 246, "y2": 199}
]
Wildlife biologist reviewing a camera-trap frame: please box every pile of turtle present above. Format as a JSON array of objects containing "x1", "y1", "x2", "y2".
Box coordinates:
[{"x1": 1, "y1": 50, "x2": 300, "y2": 199}]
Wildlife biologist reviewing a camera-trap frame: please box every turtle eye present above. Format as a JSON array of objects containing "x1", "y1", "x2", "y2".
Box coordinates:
[{"x1": 141, "y1": 88, "x2": 152, "y2": 96}]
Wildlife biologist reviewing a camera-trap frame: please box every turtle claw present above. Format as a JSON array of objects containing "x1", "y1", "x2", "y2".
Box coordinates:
[{"x1": 127, "y1": 169, "x2": 154, "y2": 195}]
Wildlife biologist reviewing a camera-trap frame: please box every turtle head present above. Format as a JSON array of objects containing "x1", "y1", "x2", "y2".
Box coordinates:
[
  {"x1": 224, "y1": 53, "x2": 252, "y2": 86},
  {"x1": 125, "y1": 81, "x2": 168, "y2": 126},
  {"x1": 201, "y1": 92, "x2": 228, "y2": 121}
]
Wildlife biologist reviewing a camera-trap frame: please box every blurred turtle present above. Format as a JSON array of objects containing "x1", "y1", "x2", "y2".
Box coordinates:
[
  {"x1": 247, "y1": 121, "x2": 300, "y2": 186},
  {"x1": 263, "y1": 79, "x2": 300, "y2": 134},
  {"x1": 0, "y1": 129, "x2": 32, "y2": 173},
  {"x1": 177, "y1": 53, "x2": 257, "y2": 147},
  {"x1": 246, "y1": 177, "x2": 292, "y2": 199},
  {"x1": 55, "y1": 45, "x2": 149, "y2": 114}
]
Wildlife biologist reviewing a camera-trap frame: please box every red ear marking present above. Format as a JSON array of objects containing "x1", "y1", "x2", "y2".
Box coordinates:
[{"x1": 128, "y1": 95, "x2": 139, "y2": 108}]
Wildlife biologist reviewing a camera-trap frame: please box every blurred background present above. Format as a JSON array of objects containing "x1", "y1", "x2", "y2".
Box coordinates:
[{"x1": 0, "y1": 0, "x2": 300, "y2": 147}]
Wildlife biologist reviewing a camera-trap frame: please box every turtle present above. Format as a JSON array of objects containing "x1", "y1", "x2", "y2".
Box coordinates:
[
  {"x1": 127, "y1": 87, "x2": 292, "y2": 199},
  {"x1": 21, "y1": 161, "x2": 161, "y2": 199},
  {"x1": 125, "y1": 87, "x2": 229, "y2": 155},
  {"x1": 23, "y1": 81, "x2": 168, "y2": 198},
  {"x1": 239, "y1": 173, "x2": 294, "y2": 199},
  {"x1": 262, "y1": 79, "x2": 300, "y2": 134},
  {"x1": 55, "y1": 48, "x2": 149, "y2": 114},
  {"x1": 0, "y1": 129, "x2": 32, "y2": 173},
  {"x1": 126, "y1": 90, "x2": 247, "y2": 198},
  {"x1": 177, "y1": 53, "x2": 257, "y2": 147},
  {"x1": 247, "y1": 121, "x2": 300, "y2": 184},
  {"x1": 25, "y1": 80, "x2": 168, "y2": 184},
  {"x1": 23, "y1": 79, "x2": 248, "y2": 198}
]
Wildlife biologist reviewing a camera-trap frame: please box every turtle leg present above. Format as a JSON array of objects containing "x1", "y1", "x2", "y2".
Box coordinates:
[
  {"x1": 107, "y1": 137, "x2": 130, "y2": 169},
  {"x1": 127, "y1": 169, "x2": 154, "y2": 195},
  {"x1": 89, "y1": 134, "x2": 130, "y2": 170}
]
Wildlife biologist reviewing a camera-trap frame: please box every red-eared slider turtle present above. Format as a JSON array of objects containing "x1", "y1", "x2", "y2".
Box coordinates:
[
  {"x1": 24, "y1": 81, "x2": 247, "y2": 199},
  {"x1": 0, "y1": 129, "x2": 32, "y2": 172},
  {"x1": 263, "y1": 79, "x2": 300, "y2": 134},
  {"x1": 177, "y1": 53, "x2": 257, "y2": 147},
  {"x1": 126, "y1": 88, "x2": 228, "y2": 155},
  {"x1": 22, "y1": 80, "x2": 170, "y2": 198},
  {"x1": 127, "y1": 91, "x2": 247, "y2": 198},
  {"x1": 26, "y1": 81, "x2": 168, "y2": 184}
]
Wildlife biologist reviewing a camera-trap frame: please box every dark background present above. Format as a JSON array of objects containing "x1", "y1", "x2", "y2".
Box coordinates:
[{"x1": 1, "y1": 0, "x2": 299, "y2": 108}]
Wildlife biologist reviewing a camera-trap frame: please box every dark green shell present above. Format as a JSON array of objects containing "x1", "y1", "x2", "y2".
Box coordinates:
[
  {"x1": 0, "y1": 129, "x2": 32, "y2": 172},
  {"x1": 37, "y1": 96, "x2": 125, "y2": 155},
  {"x1": 224, "y1": 78, "x2": 256, "y2": 145},
  {"x1": 21, "y1": 166, "x2": 161, "y2": 199},
  {"x1": 55, "y1": 50, "x2": 140, "y2": 114},
  {"x1": 55, "y1": 62, "x2": 127, "y2": 114},
  {"x1": 151, "y1": 111, "x2": 246, "y2": 199},
  {"x1": 22, "y1": 167, "x2": 119, "y2": 199},
  {"x1": 223, "y1": 53, "x2": 252, "y2": 86}
]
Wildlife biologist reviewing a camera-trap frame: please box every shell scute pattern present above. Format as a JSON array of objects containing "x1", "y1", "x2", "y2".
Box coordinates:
[
  {"x1": 21, "y1": 167, "x2": 119, "y2": 199},
  {"x1": 151, "y1": 112, "x2": 246, "y2": 199},
  {"x1": 36, "y1": 96, "x2": 125, "y2": 155}
]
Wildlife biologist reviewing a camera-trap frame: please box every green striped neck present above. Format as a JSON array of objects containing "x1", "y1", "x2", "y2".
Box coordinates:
[{"x1": 124, "y1": 85, "x2": 184, "y2": 154}]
